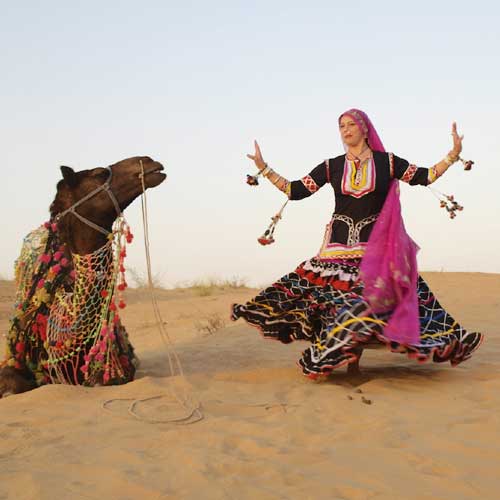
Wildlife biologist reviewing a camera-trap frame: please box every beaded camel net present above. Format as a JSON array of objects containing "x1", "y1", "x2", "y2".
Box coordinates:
[{"x1": 4, "y1": 217, "x2": 136, "y2": 387}]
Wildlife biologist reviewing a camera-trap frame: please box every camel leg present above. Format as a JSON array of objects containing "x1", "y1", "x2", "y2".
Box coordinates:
[
  {"x1": 347, "y1": 347, "x2": 364, "y2": 376},
  {"x1": 0, "y1": 367, "x2": 37, "y2": 398}
]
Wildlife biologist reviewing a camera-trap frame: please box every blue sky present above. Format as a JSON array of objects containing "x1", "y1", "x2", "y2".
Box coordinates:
[{"x1": 1, "y1": 1, "x2": 499, "y2": 286}]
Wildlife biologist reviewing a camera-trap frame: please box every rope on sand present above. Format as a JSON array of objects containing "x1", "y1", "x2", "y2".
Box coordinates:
[{"x1": 102, "y1": 160, "x2": 203, "y2": 424}]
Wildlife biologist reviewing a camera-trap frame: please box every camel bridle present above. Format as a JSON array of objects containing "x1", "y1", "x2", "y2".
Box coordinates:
[{"x1": 54, "y1": 167, "x2": 122, "y2": 236}]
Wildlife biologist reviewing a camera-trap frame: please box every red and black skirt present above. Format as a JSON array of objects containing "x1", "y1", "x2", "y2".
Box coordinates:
[{"x1": 231, "y1": 258, "x2": 483, "y2": 377}]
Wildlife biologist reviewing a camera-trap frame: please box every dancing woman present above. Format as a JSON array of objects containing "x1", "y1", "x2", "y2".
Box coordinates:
[{"x1": 231, "y1": 109, "x2": 483, "y2": 378}]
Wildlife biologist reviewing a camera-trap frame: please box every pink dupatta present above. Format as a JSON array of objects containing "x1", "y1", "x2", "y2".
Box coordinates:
[{"x1": 340, "y1": 109, "x2": 420, "y2": 345}]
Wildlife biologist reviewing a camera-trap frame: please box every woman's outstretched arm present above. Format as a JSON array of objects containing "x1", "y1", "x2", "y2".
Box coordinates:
[
  {"x1": 247, "y1": 140, "x2": 330, "y2": 199},
  {"x1": 393, "y1": 122, "x2": 465, "y2": 185},
  {"x1": 247, "y1": 140, "x2": 290, "y2": 193}
]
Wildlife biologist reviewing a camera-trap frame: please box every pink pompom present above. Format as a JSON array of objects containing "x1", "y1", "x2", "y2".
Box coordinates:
[
  {"x1": 51, "y1": 264, "x2": 62, "y2": 275},
  {"x1": 39, "y1": 254, "x2": 51, "y2": 264}
]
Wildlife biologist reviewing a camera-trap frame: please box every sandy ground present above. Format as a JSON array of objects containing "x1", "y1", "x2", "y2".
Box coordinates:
[{"x1": 0, "y1": 272, "x2": 499, "y2": 500}]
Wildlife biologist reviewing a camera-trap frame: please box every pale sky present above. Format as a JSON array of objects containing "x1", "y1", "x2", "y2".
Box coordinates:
[{"x1": 2, "y1": 1, "x2": 499, "y2": 287}]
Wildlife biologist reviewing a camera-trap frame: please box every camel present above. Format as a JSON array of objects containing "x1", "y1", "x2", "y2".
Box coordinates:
[{"x1": 0, "y1": 156, "x2": 166, "y2": 397}]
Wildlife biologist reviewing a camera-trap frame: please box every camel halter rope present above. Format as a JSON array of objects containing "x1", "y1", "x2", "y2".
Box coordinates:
[
  {"x1": 101, "y1": 160, "x2": 203, "y2": 424},
  {"x1": 55, "y1": 166, "x2": 122, "y2": 235}
]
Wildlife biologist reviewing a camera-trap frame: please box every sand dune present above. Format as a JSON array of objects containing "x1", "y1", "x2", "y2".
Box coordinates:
[{"x1": 1, "y1": 273, "x2": 499, "y2": 499}]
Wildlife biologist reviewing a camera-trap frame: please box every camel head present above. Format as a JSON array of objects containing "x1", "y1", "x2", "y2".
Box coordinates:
[{"x1": 50, "y1": 156, "x2": 166, "y2": 254}]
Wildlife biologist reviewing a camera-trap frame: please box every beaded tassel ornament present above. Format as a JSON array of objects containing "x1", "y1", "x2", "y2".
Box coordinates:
[
  {"x1": 459, "y1": 157, "x2": 474, "y2": 171},
  {"x1": 246, "y1": 166, "x2": 289, "y2": 245},
  {"x1": 257, "y1": 200, "x2": 289, "y2": 246},
  {"x1": 246, "y1": 169, "x2": 265, "y2": 186},
  {"x1": 428, "y1": 155, "x2": 474, "y2": 219},
  {"x1": 428, "y1": 188, "x2": 464, "y2": 219}
]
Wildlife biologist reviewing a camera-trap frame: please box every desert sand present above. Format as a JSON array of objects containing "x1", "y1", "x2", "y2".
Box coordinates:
[{"x1": 0, "y1": 272, "x2": 499, "y2": 500}]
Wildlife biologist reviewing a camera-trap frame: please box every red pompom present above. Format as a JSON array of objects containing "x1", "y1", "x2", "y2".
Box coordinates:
[
  {"x1": 51, "y1": 264, "x2": 62, "y2": 275},
  {"x1": 258, "y1": 236, "x2": 275, "y2": 246},
  {"x1": 39, "y1": 254, "x2": 51, "y2": 264}
]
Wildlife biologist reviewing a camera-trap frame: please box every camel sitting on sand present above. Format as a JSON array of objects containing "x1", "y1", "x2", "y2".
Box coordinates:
[{"x1": 0, "y1": 157, "x2": 166, "y2": 397}]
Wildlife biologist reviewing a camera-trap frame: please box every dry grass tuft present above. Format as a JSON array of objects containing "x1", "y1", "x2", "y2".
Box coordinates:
[
  {"x1": 127, "y1": 268, "x2": 165, "y2": 289},
  {"x1": 179, "y1": 276, "x2": 249, "y2": 297},
  {"x1": 194, "y1": 313, "x2": 226, "y2": 335}
]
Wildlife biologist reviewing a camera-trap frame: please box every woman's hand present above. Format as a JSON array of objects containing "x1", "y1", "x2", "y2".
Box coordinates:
[
  {"x1": 247, "y1": 140, "x2": 267, "y2": 171},
  {"x1": 450, "y1": 122, "x2": 463, "y2": 159}
]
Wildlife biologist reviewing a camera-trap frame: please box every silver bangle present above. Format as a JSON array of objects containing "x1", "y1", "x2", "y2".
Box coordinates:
[{"x1": 261, "y1": 164, "x2": 271, "y2": 177}]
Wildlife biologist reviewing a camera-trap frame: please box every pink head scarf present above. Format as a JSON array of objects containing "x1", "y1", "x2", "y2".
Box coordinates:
[{"x1": 339, "y1": 109, "x2": 420, "y2": 345}]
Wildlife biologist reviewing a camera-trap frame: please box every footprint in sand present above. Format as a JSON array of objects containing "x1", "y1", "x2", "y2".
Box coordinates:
[{"x1": 0, "y1": 422, "x2": 39, "y2": 460}]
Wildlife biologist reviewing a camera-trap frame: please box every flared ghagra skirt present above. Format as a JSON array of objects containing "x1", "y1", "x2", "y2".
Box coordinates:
[{"x1": 231, "y1": 258, "x2": 483, "y2": 377}]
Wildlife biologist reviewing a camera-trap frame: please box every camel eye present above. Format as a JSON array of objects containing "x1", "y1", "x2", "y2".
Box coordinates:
[{"x1": 91, "y1": 168, "x2": 108, "y2": 178}]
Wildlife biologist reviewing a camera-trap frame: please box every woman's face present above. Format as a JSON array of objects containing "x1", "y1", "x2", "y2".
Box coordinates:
[{"x1": 339, "y1": 114, "x2": 366, "y2": 147}]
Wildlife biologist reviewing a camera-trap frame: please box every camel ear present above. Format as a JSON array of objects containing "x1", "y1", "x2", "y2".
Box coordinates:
[{"x1": 60, "y1": 166, "x2": 78, "y2": 187}]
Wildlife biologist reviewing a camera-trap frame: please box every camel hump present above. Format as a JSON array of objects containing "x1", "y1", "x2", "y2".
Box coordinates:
[{"x1": 14, "y1": 225, "x2": 49, "y2": 303}]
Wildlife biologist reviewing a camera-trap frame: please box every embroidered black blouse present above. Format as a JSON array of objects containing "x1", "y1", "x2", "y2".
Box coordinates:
[{"x1": 288, "y1": 152, "x2": 434, "y2": 259}]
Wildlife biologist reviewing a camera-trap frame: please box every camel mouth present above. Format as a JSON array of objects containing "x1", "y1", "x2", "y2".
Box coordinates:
[
  {"x1": 143, "y1": 162, "x2": 165, "y2": 176},
  {"x1": 142, "y1": 162, "x2": 166, "y2": 187}
]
